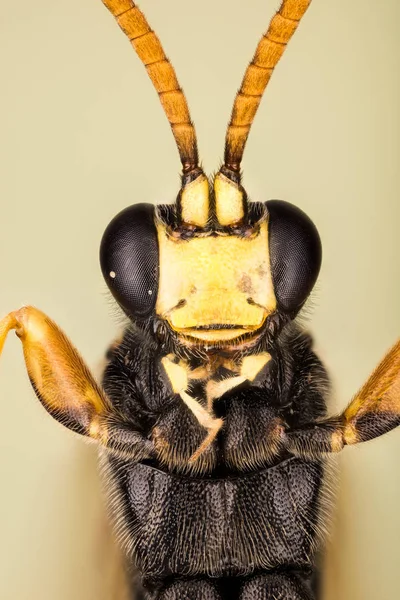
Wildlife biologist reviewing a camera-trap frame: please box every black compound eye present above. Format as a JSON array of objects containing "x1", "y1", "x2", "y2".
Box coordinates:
[
  {"x1": 100, "y1": 203, "x2": 159, "y2": 319},
  {"x1": 266, "y1": 200, "x2": 322, "y2": 315}
]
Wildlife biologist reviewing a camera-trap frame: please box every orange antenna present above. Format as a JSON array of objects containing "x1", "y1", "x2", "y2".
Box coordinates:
[
  {"x1": 102, "y1": 0, "x2": 199, "y2": 173},
  {"x1": 224, "y1": 0, "x2": 312, "y2": 172}
]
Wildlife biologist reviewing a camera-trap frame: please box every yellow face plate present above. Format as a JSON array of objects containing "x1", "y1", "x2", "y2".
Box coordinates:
[{"x1": 155, "y1": 219, "x2": 276, "y2": 345}]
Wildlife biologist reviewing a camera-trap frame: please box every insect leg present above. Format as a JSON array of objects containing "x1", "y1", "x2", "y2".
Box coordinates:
[
  {"x1": 0, "y1": 306, "x2": 154, "y2": 460},
  {"x1": 284, "y1": 340, "x2": 400, "y2": 458}
]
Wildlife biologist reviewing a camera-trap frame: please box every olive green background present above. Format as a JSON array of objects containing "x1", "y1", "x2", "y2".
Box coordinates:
[{"x1": 0, "y1": 1, "x2": 399, "y2": 598}]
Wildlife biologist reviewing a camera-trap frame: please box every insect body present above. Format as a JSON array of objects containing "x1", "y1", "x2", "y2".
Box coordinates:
[{"x1": 1, "y1": 1, "x2": 399, "y2": 599}]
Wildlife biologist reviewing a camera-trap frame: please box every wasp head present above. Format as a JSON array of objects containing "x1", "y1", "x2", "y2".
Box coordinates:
[
  {"x1": 100, "y1": 167, "x2": 321, "y2": 352},
  {"x1": 98, "y1": 0, "x2": 320, "y2": 353}
]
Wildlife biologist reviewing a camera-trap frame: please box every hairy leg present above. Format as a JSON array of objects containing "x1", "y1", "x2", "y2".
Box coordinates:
[
  {"x1": 283, "y1": 339, "x2": 400, "y2": 458},
  {"x1": 0, "y1": 306, "x2": 154, "y2": 461}
]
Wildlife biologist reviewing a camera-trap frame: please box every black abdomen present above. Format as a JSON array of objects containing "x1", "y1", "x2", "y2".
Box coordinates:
[{"x1": 104, "y1": 456, "x2": 325, "y2": 580}]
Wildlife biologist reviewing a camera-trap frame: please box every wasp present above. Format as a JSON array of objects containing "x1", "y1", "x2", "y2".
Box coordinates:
[{"x1": 1, "y1": 1, "x2": 399, "y2": 598}]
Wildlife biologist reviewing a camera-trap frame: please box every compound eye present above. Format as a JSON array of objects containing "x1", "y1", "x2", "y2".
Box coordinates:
[
  {"x1": 100, "y1": 204, "x2": 159, "y2": 319},
  {"x1": 266, "y1": 200, "x2": 322, "y2": 315}
]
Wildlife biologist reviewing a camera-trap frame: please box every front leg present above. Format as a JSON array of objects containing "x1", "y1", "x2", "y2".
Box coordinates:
[
  {"x1": 283, "y1": 340, "x2": 400, "y2": 457},
  {"x1": 0, "y1": 306, "x2": 155, "y2": 461}
]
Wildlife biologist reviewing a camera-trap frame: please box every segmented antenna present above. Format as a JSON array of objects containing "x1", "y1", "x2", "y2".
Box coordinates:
[
  {"x1": 101, "y1": 0, "x2": 199, "y2": 173},
  {"x1": 224, "y1": 0, "x2": 312, "y2": 172}
]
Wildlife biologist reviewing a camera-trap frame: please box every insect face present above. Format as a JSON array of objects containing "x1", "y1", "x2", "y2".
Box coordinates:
[
  {"x1": 154, "y1": 215, "x2": 276, "y2": 346},
  {"x1": 100, "y1": 176, "x2": 321, "y2": 349},
  {"x1": 95, "y1": 0, "x2": 323, "y2": 353}
]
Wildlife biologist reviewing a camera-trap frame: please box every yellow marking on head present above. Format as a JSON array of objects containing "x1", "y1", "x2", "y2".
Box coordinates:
[
  {"x1": 214, "y1": 172, "x2": 245, "y2": 226},
  {"x1": 180, "y1": 174, "x2": 210, "y2": 227},
  {"x1": 181, "y1": 328, "x2": 251, "y2": 343},
  {"x1": 155, "y1": 220, "x2": 276, "y2": 344}
]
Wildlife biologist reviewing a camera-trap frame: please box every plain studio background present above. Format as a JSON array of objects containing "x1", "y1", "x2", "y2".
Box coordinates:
[{"x1": 0, "y1": 1, "x2": 399, "y2": 598}]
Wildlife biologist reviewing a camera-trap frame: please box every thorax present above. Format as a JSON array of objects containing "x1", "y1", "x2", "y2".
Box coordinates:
[{"x1": 149, "y1": 350, "x2": 285, "y2": 475}]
